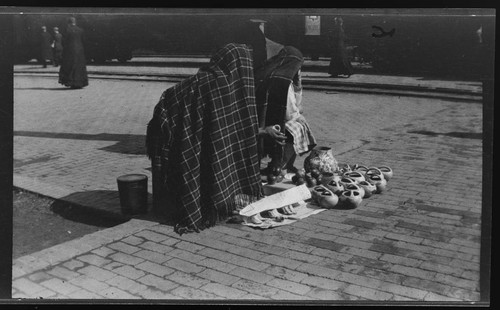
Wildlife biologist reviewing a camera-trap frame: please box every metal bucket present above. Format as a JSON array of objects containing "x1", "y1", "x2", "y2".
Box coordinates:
[{"x1": 117, "y1": 174, "x2": 148, "y2": 215}]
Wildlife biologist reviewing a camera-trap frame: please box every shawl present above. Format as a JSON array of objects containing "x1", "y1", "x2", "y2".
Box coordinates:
[
  {"x1": 253, "y1": 46, "x2": 304, "y2": 158},
  {"x1": 146, "y1": 43, "x2": 263, "y2": 234}
]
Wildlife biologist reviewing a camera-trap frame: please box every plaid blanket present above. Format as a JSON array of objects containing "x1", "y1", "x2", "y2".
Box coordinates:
[{"x1": 146, "y1": 43, "x2": 262, "y2": 234}]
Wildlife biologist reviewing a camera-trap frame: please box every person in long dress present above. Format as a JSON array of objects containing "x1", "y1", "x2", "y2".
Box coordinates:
[
  {"x1": 52, "y1": 27, "x2": 63, "y2": 67},
  {"x1": 39, "y1": 26, "x2": 53, "y2": 68},
  {"x1": 58, "y1": 17, "x2": 88, "y2": 89},
  {"x1": 328, "y1": 17, "x2": 354, "y2": 78}
]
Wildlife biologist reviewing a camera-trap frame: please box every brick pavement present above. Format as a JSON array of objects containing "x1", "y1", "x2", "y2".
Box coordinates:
[{"x1": 12, "y1": 74, "x2": 484, "y2": 302}]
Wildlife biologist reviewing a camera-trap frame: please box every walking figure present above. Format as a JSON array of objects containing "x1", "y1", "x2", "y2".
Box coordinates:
[
  {"x1": 52, "y1": 27, "x2": 63, "y2": 67},
  {"x1": 39, "y1": 26, "x2": 53, "y2": 68},
  {"x1": 59, "y1": 17, "x2": 88, "y2": 89},
  {"x1": 328, "y1": 17, "x2": 354, "y2": 78}
]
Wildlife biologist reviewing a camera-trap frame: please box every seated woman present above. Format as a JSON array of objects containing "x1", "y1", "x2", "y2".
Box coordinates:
[{"x1": 255, "y1": 46, "x2": 317, "y2": 178}]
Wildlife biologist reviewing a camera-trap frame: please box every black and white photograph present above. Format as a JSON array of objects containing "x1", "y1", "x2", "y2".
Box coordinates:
[{"x1": 0, "y1": 6, "x2": 494, "y2": 305}]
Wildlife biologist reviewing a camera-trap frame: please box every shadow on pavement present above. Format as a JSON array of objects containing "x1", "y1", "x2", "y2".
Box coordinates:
[
  {"x1": 408, "y1": 130, "x2": 482, "y2": 140},
  {"x1": 14, "y1": 87, "x2": 74, "y2": 91},
  {"x1": 51, "y1": 190, "x2": 136, "y2": 227},
  {"x1": 14, "y1": 131, "x2": 147, "y2": 155}
]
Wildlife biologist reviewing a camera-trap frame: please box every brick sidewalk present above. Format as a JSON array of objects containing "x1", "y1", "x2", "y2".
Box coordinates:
[{"x1": 12, "y1": 75, "x2": 483, "y2": 302}]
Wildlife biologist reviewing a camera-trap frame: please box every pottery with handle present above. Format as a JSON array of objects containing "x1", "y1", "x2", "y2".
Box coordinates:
[
  {"x1": 339, "y1": 190, "x2": 363, "y2": 209},
  {"x1": 378, "y1": 166, "x2": 393, "y2": 181},
  {"x1": 358, "y1": 180, "x2": 376, "y2": 198}
]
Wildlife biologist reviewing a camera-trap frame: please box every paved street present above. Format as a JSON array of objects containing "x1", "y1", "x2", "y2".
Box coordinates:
[{"x1": 12, "y1": 74, "x2": 483, "y2": 302}]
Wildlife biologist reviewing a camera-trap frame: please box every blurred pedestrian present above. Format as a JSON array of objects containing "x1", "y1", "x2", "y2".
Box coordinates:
[
  {"x1": 59, "y1": 17, "x2": 88, "y2": 89},
  {"x1": 52, "y1": 27, "x2": 63, "y2": 67},
  {"x1": 328, "y1": 17, "x2": 354, "y2": 78},
  {"x1": 39, "y1": 26, "x2": 53, "y2": 68}
]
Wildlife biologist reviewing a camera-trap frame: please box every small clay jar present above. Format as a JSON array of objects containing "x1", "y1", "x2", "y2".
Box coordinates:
[
  {"x1": 378, "y1": 166, "x2": 393, "y2": 181},
  {"x1": 319, "y1": 190, "x2": 339, "y2": 209},
  {"x1": 345, "y1": 183, "x2": 365, "y2": 199},
  {"x1": 358, "y1": 180, "x2": 376, "y2": 198},
  {"x1": 340, "y1": 190, "x2": 362, "y2": 209},
  {"x1": 343, "y1": 171, "x2": 366, "y2": 183},
  {"x1": 326, "y1": 180, "x2": 344, "y2": 195}
]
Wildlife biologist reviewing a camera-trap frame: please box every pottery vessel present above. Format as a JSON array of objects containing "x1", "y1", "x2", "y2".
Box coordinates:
[
  {"x1": 358, "y1": 180, "x2": 376, "y2": 198},
  {"x1": 319, "y1": 190, "x2": 339, "y2": 209},
  {"x1": 352, "y1": 164, "x2": 369, "y2": 176},
  {"x1": 320, "y1": 171, "x2": 342, "y2": 186},
  {"x1": 343, "y1": 171, "x2": 366, "y2": 183},
  {"x1": 367, "y1": 174, "x2": 387, "y2": 193},
  {"x1": 311, "y1": 185, "x2": 327, "y2": 201},
  {"x1": 345, "y1": 183, "x2": 365, "y2": 199},
  {"x1": 366, "y1": 167, "x2": 384, "y2": 179},
  {"x1": 325, "y1": 180, "x2": 344, "y2": 195},
  {"x1": 340, "y1": 190, "x2": 363, "y2": 209},
  {"x1": 338, "y1": 163, "x2": 352, "y2": 175},
  {"x1": 378, "y1": 166, "x2": 393, "y2": 181},
  {"x1": 304, "y1": 146, "x2": 339, "y2": 174},
  {"x1": 339, "y1": 177, "x2": 357, "y2": 188}
]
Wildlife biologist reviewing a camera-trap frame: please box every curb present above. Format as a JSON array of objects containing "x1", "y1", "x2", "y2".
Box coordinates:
[{"x1": 14, "y1": 71, "x2": 482, "y2": 102}]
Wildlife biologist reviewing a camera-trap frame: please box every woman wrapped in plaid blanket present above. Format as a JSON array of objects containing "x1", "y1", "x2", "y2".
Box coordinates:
[{"x1": 146, "y1": 43, "x2": 264, "y2": 234}]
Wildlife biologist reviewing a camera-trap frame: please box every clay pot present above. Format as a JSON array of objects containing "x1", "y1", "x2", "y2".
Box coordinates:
[
  {"x1": 319, "y1": 190, "x2": 339, "y2": 209},
  {"x1": 343, "y1": 171, "x2": 366, "y2": 183},
  {"x1": 358, "y1": 180, "x2": 376, "y2": 198},
  {"x1": 367, "y1": 174, "x2": 387, "y2": 193},
  {"x1": 340, "y1": 190, "x2": 363, "y2": 209},
  {"x1": 311, "y1": 185, "x2": 327, "y2": 200},
  {"x1": 326, "y1": 180, "x2": 344, "y2": 195},
  {"x1": 304, "y1": 146, "x2": 339, "y2": 174},
  {"x1": 366, "y1": 167, "x2": 384, "y2": 179},
  {"x1": 345, "y1": 183, "x2": 365, "y2": 199},
  {"x1": 378, "y1": 166, "x2": 393, "y2": 181},
  {"x1": 339, "y1": 163, "x2": 352, "y2": 175},
  {"x1": 352, "y1": 164, "x2": 369, "y2": 176},
  {"x1": 339, "y1": 177, "x2": 357, "y2": 188}
]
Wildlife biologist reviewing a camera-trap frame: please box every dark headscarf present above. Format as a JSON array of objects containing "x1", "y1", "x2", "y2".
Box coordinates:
[{"x1": 253, "y1": 46, "x2": 304, "y2": 158}]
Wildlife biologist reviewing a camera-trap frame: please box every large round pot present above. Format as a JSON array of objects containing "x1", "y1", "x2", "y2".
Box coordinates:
[
  {"x1": 339, "y1": 190, "x2": 363, "y2": 209},
  {"x1": 304, "y1": 146, "x2": 339, "y2": 174}
]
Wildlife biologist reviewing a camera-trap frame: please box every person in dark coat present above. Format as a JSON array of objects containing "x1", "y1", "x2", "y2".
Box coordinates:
[
  {"x1": 39, "y1": 26, "x2": 53, "y2": 68},
  {"x1": 328, "y1": 17, "x2": 354, "y2": 78},
  {"x1": 58, "y1": 17, "x2": 88, "y2": 88},
  {"x1": 52, "y1": 27, "x2": 63, "y2": 67}
]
